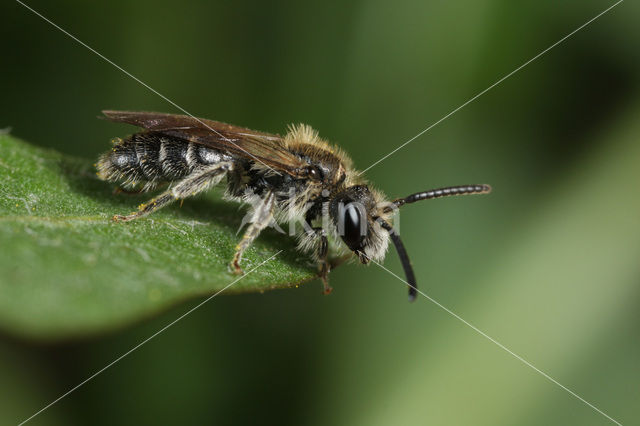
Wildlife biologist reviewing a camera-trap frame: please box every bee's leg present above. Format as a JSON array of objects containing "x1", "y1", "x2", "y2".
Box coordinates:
[
  {"x1": 303, "y1": 209, "x2": 332, "y2": 294},
  {"x1": 231, "y1": 191, "x2": 276, "y2": 274},
  {"x1": 305, "y1": 226, "x2": 331, "y2": 294},
  {"x1": 316, "y1": 229, "x2": 331, "y2": 295},
  {"x1": 112, "y1": 163, "x2": 231, "y2": 222}
]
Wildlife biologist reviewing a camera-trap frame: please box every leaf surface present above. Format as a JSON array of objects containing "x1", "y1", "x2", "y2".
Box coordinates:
[{"x1": 0, "y1": 135, "x2": 318, "y2": 340}]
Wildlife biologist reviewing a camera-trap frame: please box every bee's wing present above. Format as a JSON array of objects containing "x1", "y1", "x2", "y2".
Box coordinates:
[{"x1": 102, "y1": 110, "x2": 307, "y2": 176}]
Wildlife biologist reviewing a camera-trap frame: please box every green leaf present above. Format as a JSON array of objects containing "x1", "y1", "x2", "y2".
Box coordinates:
[{"x1": 0, "y1": 134, "x2": 319, "y2": 340}]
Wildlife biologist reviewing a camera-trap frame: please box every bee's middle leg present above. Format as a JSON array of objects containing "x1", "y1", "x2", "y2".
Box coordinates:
[
  {"x1": 231, "y1": 191, "x2": 276, "y2": 274},
  {"x1": 113, "y1": 162, "x2": 231, "y2": 222}
]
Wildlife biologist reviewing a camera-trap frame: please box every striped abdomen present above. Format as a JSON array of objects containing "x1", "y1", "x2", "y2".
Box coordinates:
[{"x1": 97, "y1": 132, "x2": 233, "y2": 190}]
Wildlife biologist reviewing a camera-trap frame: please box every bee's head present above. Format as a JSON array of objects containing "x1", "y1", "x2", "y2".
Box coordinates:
[
  {"x1": 329, "y1": 183, "x2": 492, "y2": 302},
  {"x1": 329, "y1": 185, "x2": 393, "y2": 263},
  {"x1": 330, "y1": 184, "x2": 416, "y2": 299},
  {"x1": 331, "y1": 186, "x2": 374, "y2": 258}
]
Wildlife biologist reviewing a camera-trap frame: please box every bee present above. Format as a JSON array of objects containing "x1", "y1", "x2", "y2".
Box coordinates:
[{"x1": 96, "y1": 110, "x2": 491, "y2": 301}]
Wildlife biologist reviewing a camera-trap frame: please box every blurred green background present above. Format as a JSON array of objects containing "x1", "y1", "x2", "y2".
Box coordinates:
[{"x1": 1, "y1": 0, "x2": 639, "y2": 425}]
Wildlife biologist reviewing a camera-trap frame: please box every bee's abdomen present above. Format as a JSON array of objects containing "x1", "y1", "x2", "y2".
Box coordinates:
[{"x1": 97, "y1": 132, "x2": 233, "y2": 189}]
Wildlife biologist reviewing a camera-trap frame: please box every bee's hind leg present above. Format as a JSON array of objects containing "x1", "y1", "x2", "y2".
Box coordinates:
[
  {"x1": 112, "y1": 191, "x2": 175, "y2": 222},
  {"x1": 231, "y1": 191, "x2": 276, "y2": 274},
  {"x1": 112, "y1": 162, "x2": 231, "y2": 222}
]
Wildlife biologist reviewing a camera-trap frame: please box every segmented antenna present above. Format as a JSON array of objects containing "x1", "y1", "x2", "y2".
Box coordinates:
[
  {"x1": 378, "y1": 220, "x2": 417, "y2": 302},
  {"x1": 393, "y1": 184, "x2": 491, "y2": 208}
]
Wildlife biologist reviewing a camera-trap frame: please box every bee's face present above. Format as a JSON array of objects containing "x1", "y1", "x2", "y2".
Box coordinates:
[{"x1": 329, "y1": 185, "x2": 391, "y2": 263}]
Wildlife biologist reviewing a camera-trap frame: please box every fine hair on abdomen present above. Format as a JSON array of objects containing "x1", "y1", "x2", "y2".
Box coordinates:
[{"x1": 96, "y1": 132, "x2": 232, "y2": 191}]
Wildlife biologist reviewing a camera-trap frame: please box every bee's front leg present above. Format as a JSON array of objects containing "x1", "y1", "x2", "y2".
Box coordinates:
[
  {"x1": 316, "y1": 230, "x2": 331, "y2": 295},
  {"x1": 305, "y1": 225, "x2": 331, "y2": 295}
]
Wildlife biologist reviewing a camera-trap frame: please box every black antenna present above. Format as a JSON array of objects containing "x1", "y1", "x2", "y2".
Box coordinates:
[
  {"x1": 393, "y1": 184, "x2": 491, "y2": 208},
  {"x1": 378, "y1": 220, "x2": 417, "y2": 302},
  {"x1": 376, "y1": 184, "x2": 490, "y2": 300}
]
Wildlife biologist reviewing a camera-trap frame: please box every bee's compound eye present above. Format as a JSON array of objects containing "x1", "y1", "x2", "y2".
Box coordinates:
[{"x1": 342, "y1": 202, "x2": 365, "y2": 251}]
